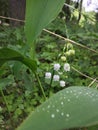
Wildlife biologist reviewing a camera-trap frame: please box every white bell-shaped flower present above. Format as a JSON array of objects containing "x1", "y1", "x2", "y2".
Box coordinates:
[
  {"x1": 60, "y1": 80, "x2": 66, "y2": 87},
  {"x1": 45, "y1": 72, "x2": 51, "y2": 79},
  {"x1": 53, "y1": 75, "x2": 60, "y2": 81},
  {"x1": 54, "y1": 63, "x2": 60, "y2": 71},
  {"x1": 64, "y1": 63, "x2": 70, "y2": 72}
]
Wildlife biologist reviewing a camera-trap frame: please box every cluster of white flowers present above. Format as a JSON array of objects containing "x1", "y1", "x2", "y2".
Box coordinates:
[
  {"x1": 54, "y1": 63, "x2": 70, "y2": 72},
  {"x1": 45, "y1": 63, "x2": 70, "y2": 87},
  {"x1": 45, "y1": 73, "x2": 66, "y2": 87}
]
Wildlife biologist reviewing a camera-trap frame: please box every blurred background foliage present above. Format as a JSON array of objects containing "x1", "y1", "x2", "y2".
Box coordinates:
[{"x1": 0, "y1": 0, "x2": 8, "y2": 22}]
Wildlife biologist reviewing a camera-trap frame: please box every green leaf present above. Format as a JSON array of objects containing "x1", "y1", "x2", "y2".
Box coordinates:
[
  {"x1": 17, "y1": 87, "x2": 98, "y2": 130},
  {"x1": 25, "y1": 0, "x2": 65, "y2": 44},
  {"x1": 0, "y1": 47, "x2": 37, "y2": 72},
  {"x1": 0, "y1": 75, "x2": 14, "y2": 90}
]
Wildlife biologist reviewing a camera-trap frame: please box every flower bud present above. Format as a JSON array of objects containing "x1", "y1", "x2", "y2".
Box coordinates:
[
  {"x1": 61, "y1": 56, "x2": 66, "y2": 61},
  {"x1": 67, "y1": 43, "x2": 73, "y2": 49},
  {"x1": 69, "y1": 49, "x2": 75, "y2": 55},
  {"x1": 65, "y1": 49, "x2": 75, "y2": 56},
  {"x1": 65, "y1": 51, "x2": 70, "y2": 56}
]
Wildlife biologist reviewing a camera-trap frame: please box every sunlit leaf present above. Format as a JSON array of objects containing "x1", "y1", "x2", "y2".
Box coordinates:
[
  {"x1": 25, "y1": 0, "x2": 65, "y2": 44},
  {"x1": 0, "y1": 48, "x2": 37, "y2": 73},
  {"x1": 17, "y1": 87, "x2": 98, "y2": 130}
]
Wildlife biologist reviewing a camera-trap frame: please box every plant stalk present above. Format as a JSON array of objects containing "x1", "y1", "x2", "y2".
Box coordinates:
[
  {"x1": 34, "y1": 72, "x2": 47, "y2": 101},
  {"x1": 30, "y1": 41, "x2": 46, "y2": 100},
  {"x1": 50, "y1": 70, "x2": 55, "y2": 87}
]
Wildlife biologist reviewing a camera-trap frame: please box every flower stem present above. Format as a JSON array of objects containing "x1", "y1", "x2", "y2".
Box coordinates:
[
  {"x1": 34, "y1": 72, "x2": 47, "y2": 101},
  {"x1": 29, "y1": 41, "x2": 46, "y2": 100},
  {"x1": 50, "y1": 70, "x2": 55, "y2": 87}
]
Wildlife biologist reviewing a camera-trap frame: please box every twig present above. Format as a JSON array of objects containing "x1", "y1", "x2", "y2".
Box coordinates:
[
  {"x1": 71, "y1": 66, "x2": 98, "y2": 83},
  {"x1": 0, "y1": 15, "x2": 98, "y2": 54},
  {"x1": 96, "y1": 84, "x2": 98, "y2": 89},
  {"x1": 88, "y1": 78, "x2": 97, "y2": 87},
  {"x1": 43, "y1": 29, "x2": 98, "y2": 54},
  {"x1": 0, "y1": 16, "x2": 24, "y2": 22}
]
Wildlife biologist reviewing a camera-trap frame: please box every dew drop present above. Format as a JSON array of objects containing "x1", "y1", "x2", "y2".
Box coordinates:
[
  {"x1": 66, "y1": 91, "x2": 69, "y2": 94},
  {"x1": 67, "y1": 99, "x2": 70, "y2": 102},
  {"x1": 56, "y1": 109, "x2": 59, "y2": 112},
  {"x1": 61, "y1": 101, "x2": 64, "y2": 105},
  {"x1": 86, "y1": 92, "x2": 89, "y2": 95},
  {"x1": 66, "y1": 114, "x2": 70, "y2": 117},
  {"x1": 47, "y1": 105, "x2": 50, "y2": 109},
  {"x1": 61, "y1": 112, "x2": 64, "y2": 116},
  {"x1": 51, "y1": 114, "x2": 55, "y2": 118}
]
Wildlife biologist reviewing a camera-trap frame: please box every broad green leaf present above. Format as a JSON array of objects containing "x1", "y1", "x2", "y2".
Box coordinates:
[
  {"x1": 25, "y1": 0, "x2": 65, "y2": 44},
  {"x1": 0, "y1": 48, "x2": 37, "y2": 72},
  {"x1": 17, "y1": 87, "x2": 98, "y2": 130}
]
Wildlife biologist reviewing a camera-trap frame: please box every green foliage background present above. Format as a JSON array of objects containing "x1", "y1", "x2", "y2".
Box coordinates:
[{"x1": 0, "y1": 1, "x2": 98, "y2": 130}]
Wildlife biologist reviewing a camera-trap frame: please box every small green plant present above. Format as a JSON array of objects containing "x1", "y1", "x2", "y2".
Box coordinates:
[{"x1": 0, "y1": 1, "x2": 98, "y2": 130}]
